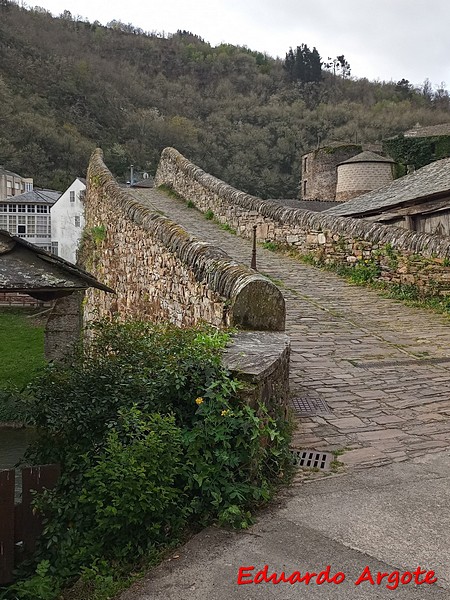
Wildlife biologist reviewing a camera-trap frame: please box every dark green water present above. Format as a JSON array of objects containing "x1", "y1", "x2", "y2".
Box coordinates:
[{"x1": 0, "y1": 428, "x2": 37, "y2": 501}]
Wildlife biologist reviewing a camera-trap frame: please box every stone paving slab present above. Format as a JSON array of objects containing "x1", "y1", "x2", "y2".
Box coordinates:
[{"x1": 130, "y1": 188, "x2": 450, "y2": 470}]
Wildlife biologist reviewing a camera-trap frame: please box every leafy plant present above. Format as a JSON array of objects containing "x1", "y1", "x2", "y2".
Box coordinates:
[
  {"x1": 262, "y1": 241, "x2": 279, "y2": 252},
  {"x1": 1, "y1": 560, "x2": 60, "y2": 600},
  {"x1": 184, "y1": 396, "x2": 291, "y2": 528},
  {"x1": 204, "y1": 209, "x2": 214, "y2": 220},
  {"x1": 12, "y1": 319, "x2": 292, "y2": 596},
  {"x1": 90, "y1": 226, "x2": 106, "y2": 244}
]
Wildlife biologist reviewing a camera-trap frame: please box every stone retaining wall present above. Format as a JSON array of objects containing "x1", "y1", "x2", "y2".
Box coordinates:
[
  {"x1": 156, "y1": 147, "x2": 450, "y2": 293},
  {"x1": 223, "y1": 332, "x2": 290, "y2": 418},
  {"x1": 80, "y1": 149, "x2": 285, "y2": 331}
]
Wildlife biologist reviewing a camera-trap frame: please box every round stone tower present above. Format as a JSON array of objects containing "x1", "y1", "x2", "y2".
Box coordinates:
[
  {"x1": 300, "y1": 143, "x2": 362, "y2": 201},
  {"x1": 335, "y1": 151, "x2": 396, "y2": 201}
]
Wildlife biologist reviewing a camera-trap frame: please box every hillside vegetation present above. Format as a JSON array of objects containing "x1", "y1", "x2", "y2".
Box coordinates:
[{"x1": 1, "y1": 1, "x2": 450, "y2": 197}]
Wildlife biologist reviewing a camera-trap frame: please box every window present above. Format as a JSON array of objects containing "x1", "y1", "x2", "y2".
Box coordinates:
[
  {"x1": 36, "y1": 205, "x2": 48, "y2": 213},
  {"x1": 0, "y1": 215, "x2": 7, "y2": 228},
  {"x1": 74, "y1": 216, "x2": 81, "y2": 227},
  {"x1": 15, "y1": 182, "x2": 20, "y2": 190},
  {"x1": 303, "y1": 180, "x2": 307, "y2": 197},
  {"x1": 8, "y1": 204, "x2": 16, "y2": 213},
  {"x1": 0, "y1": 205, "x2": 7, "y2": 213},
  {"x1": 304, "y1": 157, "x2": 308, "y2": 172},
  {"x1": 27, "y1": 216, "x2": 36, "y2": 234},
  {"x1": 70, "y1": 191, "x2": 75, "y2": 203},
  {"x1": 17, "y1": 205, "x2": 26, "y2": 213},
  {"x1": 36, "y1": 216, "x2": 48, "y2": 236},
  {"x1": 25, "y1": 183, "x2": 33, "y2": 192},
  {"x1": 51, "y1": 241, "x2": 59, "y2": 256},
  {"x1": 17, "y1": 225, "x2": 26, "y2": 235},
  {"x1": 27, "y1": 205, "x2": 35, "y2": 213}
]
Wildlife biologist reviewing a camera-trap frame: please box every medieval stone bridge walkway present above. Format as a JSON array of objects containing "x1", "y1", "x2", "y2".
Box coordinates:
[{"x1": 131, "y1": 188, "x2": 450, "y2": 471}]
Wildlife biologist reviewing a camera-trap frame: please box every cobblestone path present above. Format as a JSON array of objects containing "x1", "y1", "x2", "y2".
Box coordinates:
[{"x1": 130, "y1": 188, "x2": 450, "y2": 470}]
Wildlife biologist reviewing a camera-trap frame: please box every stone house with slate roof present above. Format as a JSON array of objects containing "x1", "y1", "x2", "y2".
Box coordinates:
[
  {"x1": 0, "y1": 229, "x2": 113, "y2": 359},
  {"x1": 325, "y1": 157, "x2": 450, "y2": 236}
]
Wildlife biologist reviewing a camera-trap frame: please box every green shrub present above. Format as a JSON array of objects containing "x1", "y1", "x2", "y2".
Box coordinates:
[
  {"x1": 27, "y1": 321, "x2": 231, "y2": 463},
  {"x1": 349, "y1": 259, "x2": 381, "y2": 284},
  {"x1": 0, "y1": 387, "x2": 32, "y2": 423},
  {"x1": 32, "y1": 408, "x2": 186, "y2": 580},
  {"x1": 204, "y1": 209, "x2": 214, "y2": 220},
  {"x1": 184, "y1": 394, "x2": 290, "y2": 528},
  {"x1": 11, "y1": 320, "x2": 291, "y2": 597}
]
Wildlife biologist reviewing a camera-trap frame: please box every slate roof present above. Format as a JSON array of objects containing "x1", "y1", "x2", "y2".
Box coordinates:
[
  {"x1": 404, "y1": 123, "x2": 450, "y2": 138},
  {"x1": 325, "y1": 157, "x2": 450, "y2": 217},
  {"x1": 338, "y1": 151, "x2": 395, "y2": 166},
  {"x1": 0, "y1": 166, "x2": 25, "y2": 178},
  {"x1": 269, "y1": 199, "x2": 339, "y2": 211},
  {"x1": 0, "y1": 230, "x2": 113, "y2": 295},
  {"x1": 0, "y1": 189, "x2": 61, "y2": 205},
  {"x1": 131, "y1": 176, "x2": 154, "y2": 188}
]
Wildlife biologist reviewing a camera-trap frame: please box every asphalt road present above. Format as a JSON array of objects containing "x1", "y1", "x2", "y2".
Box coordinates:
[{"x1": 118, "y1": 450, "x2": 450, "y2": 600}]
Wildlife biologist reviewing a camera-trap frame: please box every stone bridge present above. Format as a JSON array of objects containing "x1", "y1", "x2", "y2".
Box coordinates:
[{"x1": 82, "y1": 148, "x2": 450, "y2": 472}]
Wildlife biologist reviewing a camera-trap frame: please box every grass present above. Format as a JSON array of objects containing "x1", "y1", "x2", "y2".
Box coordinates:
[
  {"x1": 219, "y1": 222, "x2": 236, "y2": 235},
  {"x1": 0, "y1": 308, "x2": 46, "y2": 389}
]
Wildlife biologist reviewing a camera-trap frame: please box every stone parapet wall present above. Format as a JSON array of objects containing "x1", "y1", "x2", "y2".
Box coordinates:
[
  {"x1": 81, "y1": 149, "x2": 285, "y2": 331},
  {"x1": 156, "y1": 147, "x2": 450, "y2": 293},
  {"x1": 223, "y1": 332, "x2": 290, "y2": 419}
]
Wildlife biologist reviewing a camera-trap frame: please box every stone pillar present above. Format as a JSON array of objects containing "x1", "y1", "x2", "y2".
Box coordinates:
[{"x1": 45, "y1": 292, "x2": 83, "y2": 361}]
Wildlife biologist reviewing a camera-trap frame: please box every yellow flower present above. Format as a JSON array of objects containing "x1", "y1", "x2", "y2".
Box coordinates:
[
  {"x1": 221, "y1": 409, "x2": 230, "y2": 416},
  {"x1": 195, "y1": 397, "x2": 204, "y2": 405}
]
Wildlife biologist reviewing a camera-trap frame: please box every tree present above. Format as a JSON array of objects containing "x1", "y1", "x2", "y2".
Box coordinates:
[
  {"x1": 395, "y1": 78, "x2": 413, "y2": 99},
  {"x1": 283, "y1": 44, "x2": 322, "y2": 84},
  {"x1": 324, "y1": 55, "x2": 351, "y2": 78}
]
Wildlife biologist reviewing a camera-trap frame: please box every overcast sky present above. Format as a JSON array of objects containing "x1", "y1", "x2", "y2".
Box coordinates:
[{"x1": 26, "y1": 0, "x2": 450, "y2": 87}]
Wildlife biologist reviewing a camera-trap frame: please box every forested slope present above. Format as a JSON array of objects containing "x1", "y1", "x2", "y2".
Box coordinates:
[{"x1": 1, "y1": 1, "x2": 449, "y2": 197}]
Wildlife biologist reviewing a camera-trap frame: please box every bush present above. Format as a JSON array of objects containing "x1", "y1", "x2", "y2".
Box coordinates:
[
  {"x1": 32, "y1": 408, "x2": 186, "y2": 581},
  {"x1": 27, "y1": 321, "x2": 231, "y2": 464},
  {"x1": 0, "y1": 387, "x2": 32, "y2": 424},
  {"x1": 184, "y1": 393, "x2": 289, "y2": 528},
  {"x1": 9, "y1": 319, "x2": 291, "y2": 597}
]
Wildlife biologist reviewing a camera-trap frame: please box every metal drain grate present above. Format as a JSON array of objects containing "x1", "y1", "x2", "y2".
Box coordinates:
[
  {"x1": 291, "y1": 397, "x2": 332, "y2": 416},
  {"x1": 291, "y1": 449, "x2": 332, "y2": 471}
]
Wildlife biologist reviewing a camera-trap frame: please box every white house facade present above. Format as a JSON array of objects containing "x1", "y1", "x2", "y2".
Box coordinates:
[
  {"x1": 0, "y1": 189, "x2": 60, "y2": 251},
  {"x1": 50, "y1": 178, "x2": 86, "y2": 263}
]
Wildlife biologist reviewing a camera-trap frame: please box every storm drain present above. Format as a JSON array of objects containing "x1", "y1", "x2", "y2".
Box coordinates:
[
  {"x1": 291, "y1": 396, "x2": 332, "y2": 416},
  {"x1": 291, "y1": 449, "x2": 332, "y2": 471}
]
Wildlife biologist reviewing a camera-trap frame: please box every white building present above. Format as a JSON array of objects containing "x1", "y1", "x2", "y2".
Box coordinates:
[
  {"x1": 0, "y1": 189, "x2": 60, "y2": 251},
  {"x1": 50, "y1": 178, "x2": 86, "y2": 263},
  {"x1": 0, "y1": 166, "x2": 33, "y2": 201}
]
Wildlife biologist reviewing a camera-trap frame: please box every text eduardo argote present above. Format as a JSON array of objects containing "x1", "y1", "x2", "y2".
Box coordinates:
[{"x1": 237, "y1": 564, "x2": 438, "y2": 590}]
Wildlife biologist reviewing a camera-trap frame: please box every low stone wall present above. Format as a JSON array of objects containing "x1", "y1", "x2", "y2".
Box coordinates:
[
  {"x1": 223, "y1": 332, "x2": 290, "y2": 418},
  {"x1": 80, "y1": 149, "x2": 285, "y2": 331},
  {"x1": 156, "y1": 147, "x2": 450, "y2": 294}
]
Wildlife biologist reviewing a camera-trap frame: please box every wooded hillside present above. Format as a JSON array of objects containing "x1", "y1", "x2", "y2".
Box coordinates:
[{"x1": 1, "y1": 1, "x2": 449, "y2": 197}]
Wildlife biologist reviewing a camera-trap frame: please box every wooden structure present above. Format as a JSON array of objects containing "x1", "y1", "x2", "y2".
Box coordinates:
[
  {"x1": 0, "y1": 464, "x2": 60, "y2": 585},
  {"x1": 326, "y1": 157, "x2": 450, "y2": 237}
]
